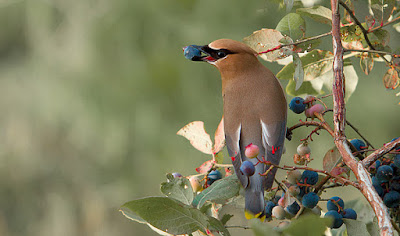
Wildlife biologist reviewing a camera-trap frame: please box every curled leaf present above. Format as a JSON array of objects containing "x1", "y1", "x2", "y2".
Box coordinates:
[
  {"x1": 196, "y1": 160, "x2": 213, "y2": 174},
  {"x1": 177, "y1": 121, "x2": 213, "y2": 154},
  {"x1": 383, "y1": 67, "x2": 399, "y2": 89},
  {"x1": 360, "y1": 53, "x2": 374, "y2": 75}
]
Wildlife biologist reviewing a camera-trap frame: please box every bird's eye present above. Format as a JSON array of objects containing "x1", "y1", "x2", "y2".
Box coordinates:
[{"x1": 217, "y1": 51, "x2": 227, "y2": 58}]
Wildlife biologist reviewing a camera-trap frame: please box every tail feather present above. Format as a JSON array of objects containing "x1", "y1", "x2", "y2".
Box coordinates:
[{"x1": 244, "y1": 188, "x2": 265, "y2": 220}]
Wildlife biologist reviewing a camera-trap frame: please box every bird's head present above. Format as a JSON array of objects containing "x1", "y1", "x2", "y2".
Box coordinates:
[{"x1": 183, "y1": 39, "x2": 259, "y2": 73}]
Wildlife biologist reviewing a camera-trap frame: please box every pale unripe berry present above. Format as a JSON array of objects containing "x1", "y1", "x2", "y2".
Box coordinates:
[
  {"x1": 297, "y1": 143, "x2": 311, "y2": 156},
  {"x1": 288, "y1": 185, "x2": 300, "y2": 196},
  {"x1": 245, "y1": 143, "x2": 260, "y2": 159},
  {"x1": 189, "y1": 176, "x2": 203, "y2": 192},
  {"x1": 305, "y1": 104, "x2": 325, "y2": 118},
  {"x1": 287, "y1": 170, "x2": 302, "y2": 184},
  {"x1": 272, "y1": 206, "x2": 286, "y2": 220}
]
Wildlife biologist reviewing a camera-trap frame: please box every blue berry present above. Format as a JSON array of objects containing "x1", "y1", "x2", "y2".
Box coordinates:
[
  {"x1": 172, "y1": 172, "x2": 183, "y2": 178},
  {"x1": 327, "y1": 196, "x2": 344, "y2": 212},
  {"x1": 265, "y1": 201, "x2": 276, "y2": 218},
  {"x1": 207, "y1": 170, "x2": 222, "y2": 185},
  {"x1": 301, "y1": 170, "x2": 319, "y2": 185},
  {"x1": 373, "y1": 181, "x2": 385, "y2": 197},
  {"x1": 391, "y1": 137, "x2": 400, "y2": 151},
  {"x1": 342, "y1": 208, "x2": 357, "y2": 220},
  {"x1": 350, "y1": 139, "x2": 367, "y2": 151},
  {"x1": 183, "y1": 45, "x2": 202, "y2": 60},
  {"x1": 383, "y1": 191, "x2": 400, "y2": 208},
  {"x1": 289, "y1": 97, "x2": 306, "y2": 114},
  {"x1": 375, "y1": 160, "x2": 381, "y2": 170},
  {"x1": 325, "y1": 210, "x2": 344, "y2": 229},
  {"x1": 302, "y1": 192, "x2": 319, "y2": 208},
  {"x1": 376, "y1": 165, "x2": 394, "y2": 182},
  {"x1": 394, "y1": 155, "x2": 400, "y2": 168},
  {"x1": 240, "y1": 160, "x2": 255, "y2": 176},
  {"x1": 286, "y1": 201, "x2": 300, "y2": 215}
]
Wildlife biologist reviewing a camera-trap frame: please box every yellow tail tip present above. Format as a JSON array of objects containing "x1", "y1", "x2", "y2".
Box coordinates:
[{"x1": 245, "y1": 210, "x2": 266, "y2": 221}]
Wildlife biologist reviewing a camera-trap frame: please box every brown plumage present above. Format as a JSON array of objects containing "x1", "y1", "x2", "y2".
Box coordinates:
[{"x1": 186, "y1": 39, "x2": 287, "y2": 219}]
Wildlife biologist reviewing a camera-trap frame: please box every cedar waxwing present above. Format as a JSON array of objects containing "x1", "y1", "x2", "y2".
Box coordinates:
[{"x1": 184, "y1": 39, "x2": 287, "y2": 219}]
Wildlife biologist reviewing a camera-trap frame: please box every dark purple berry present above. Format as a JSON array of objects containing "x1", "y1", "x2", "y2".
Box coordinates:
[
  {"x1": 240, "y1": 161, "x2": 255, "y2": 176},
  {"x1": 342, "y1": 208, "x2": 357, "y2": 220},
  {"x1": 325, "y1": 210, "x2": 344, "y2": 228},
  {"x1": 327, "y1": 196, "x2": 344, "y2": 212},
  {"x1": 265, "y1": 201, "x2": 276, "y2": 218},
  {"x1": 285, "y1": 201, "x2": 300, "y2": 215},
  {"x1": 208, "y1": 170, "x2": 222, "y2": 180},
  {"x1": 302, "y1": 192, "x2": 319, "y2": 208},
  {"x1": 394, "y1": 155, "x2": 400, "y2": 168},
  {"x1": 183, "y1": 45, "x2": 202, "y2": 60},
  {"x1": 383, "y1": 191, "x2": 400, "y2": 208},
  {"x1": 301, "y1": 170, "x2": 319, "y2": 185},
  {"x1": 391, "y1": 137, "x2": 400, "y2": 151},
  {"x1": 376, "y1": 165, "x2": 394, "y2": 182},
  {"x1": 289, "y1": 97, "x2": 306, "y2": 114},
  {"x1": 350, "y1": 139, "x2": 367, "y2": 151}
]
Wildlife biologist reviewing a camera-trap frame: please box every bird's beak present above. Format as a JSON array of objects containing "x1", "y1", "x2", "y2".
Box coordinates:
[{"x1": 183, "y1": 45, "x2": 216, "y2": 63}]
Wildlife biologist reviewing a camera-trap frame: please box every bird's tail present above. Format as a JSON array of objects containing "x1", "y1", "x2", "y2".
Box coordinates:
[{"x1": 244, "y1": 188, "x2": 266, "y2": 221}]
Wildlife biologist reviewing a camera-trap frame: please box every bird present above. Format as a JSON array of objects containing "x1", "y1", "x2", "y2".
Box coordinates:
[{"x1": 184, "y1": 39, "x2": 287, "y2": 220}]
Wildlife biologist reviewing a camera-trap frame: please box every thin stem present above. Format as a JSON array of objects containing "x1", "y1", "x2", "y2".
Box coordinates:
[
  {"x1": 258, "y1": 31, "x2": 332, "y2": 55},
  {"x1": 369, "y1": 15, "x2": 400, "y2": 33},
  {"x1": 339, "y1": 0, "x2": 390, "y2": 64},
  {"x1": 345, "y1": 120, "x2": 375, "y2": 149},
  {"x1": 225, "y1": 225, "x2": 251, "y2": 230},
  {"x1": 344, "y1": 48, "x2": 398, "y2": 57}
]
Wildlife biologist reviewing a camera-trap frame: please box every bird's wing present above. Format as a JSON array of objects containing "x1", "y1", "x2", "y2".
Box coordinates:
[
  {"x1": 225, "y1": 124, "x2": 249, "y2": 188},
  {"x1": 260, "y1": 119, "x2": 286, "y2": 189}
]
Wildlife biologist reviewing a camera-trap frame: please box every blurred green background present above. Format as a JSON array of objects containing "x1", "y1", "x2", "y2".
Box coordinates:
[{"x1": 0, "y1": 0, "x2": 398, "y2": 235}]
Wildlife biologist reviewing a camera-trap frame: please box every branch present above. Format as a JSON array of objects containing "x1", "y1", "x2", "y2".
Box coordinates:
[
  {"x1": 362, "y1": 138, "x2": 400, "y2": 167},
  {"x1": 258, "y1": 31, "x2": 332, "y2": 55},
  {"x1": 331, "y1": 1, "x2": 393, "y2": 235},
  {"x1": 339, "y1": 0, "x2": 390, "y2": 64},
  {"x1": 288, "y1": 119, "x2": 334, "y2": 137}
]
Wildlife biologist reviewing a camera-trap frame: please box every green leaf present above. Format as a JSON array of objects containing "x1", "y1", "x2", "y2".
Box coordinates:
[
  {"x1": 293, "y1": 38, "x2": 321, "y2": 53},
  {"x1": 276, "y1": 13, "x2": 306, "y2": 41},
  {"x1": 277, "y1": 50, "x2": 333, "y2": 81},
  {"x1": 161, "y1": 174, "x2": 194, "y2": 205},
  {"x1": 220, "y1": 214, "x2": 234, "y2": 225},
  {"x1": 345, "y1": 199, "x2": 376, "y2": 223},
  {"x1": 360, "y1": 53, "x2": 374, "y2": 75},
  {"x1": 192, "y1": 175, "x2": 240, "y2": 208},
  {"x1": 316, "y1": 64, "x2": 359, "y2": 101},
  {"x1": 296, "y1": 6, "x2": 332, "y2": 25},
  {"x1": 250, "y1": 219, "x2": 279, "y2": 236},
  {"x1": 369, "y1": 29, "x2": 390, "y2": 50},
  {"x1": 370, "y1": 0, "x2": 395, "y2": 25},
  {"x1": 293, "y1": 52, "x2": 304, "y2": 90},
  {"x1": 243, "y1": 28, "x2": 293, "y2": 61},
  {"x1": 286, "y1": 79, "x2": 322, "y2": 97},
  {"x1": 207, "y1": 215, "x2": 231, "y2": 236},
  {"x1": 282, "y1": 214, "x2": 331, "y2": 235},
  {"x1": 366, "y1": 217, "x2": 380, "y2": 236},
  {"x1": 120, "y1": 197, "x2": 209, "y2": 235},
  {"x1": 323, "y1": 146, "x2": 342, "y2": 172},
  {"x1": 343, "y1": 219, "x2": 370, "y2": 236},
  {"x1": 341, "y1": 25, "x2": 365, "y2": 50}
]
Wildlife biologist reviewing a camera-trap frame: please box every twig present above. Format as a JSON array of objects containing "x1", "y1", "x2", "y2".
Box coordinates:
[
  {"x1": 331, "y1": 1, "x2": 393, "y2": 234},
  {"x1": 258, "y1": 31, "x2": 332, "y2": 55},
  {"x1": 320, "y1": 93, "x2": 333, "y2": 99},
  {"x1": 391, "y1": 219, "x2": 400, "y2": 234},
  {"x1": 345, "y1": 120, "x2": 375, "y2": 149},
  {"x1": 225, "y1": 225, "x2": 251, "y2": 230},
  {"x1": 339, "y1": 0, "x2": 390, "y2": 64},
  {"x1": 369, "y1": 15, "x2": 400, "y2": 33}
]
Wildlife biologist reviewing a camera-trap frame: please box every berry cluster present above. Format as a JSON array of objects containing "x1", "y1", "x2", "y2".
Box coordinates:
[
  {"x1": 324, "y1": 196, "x2": 357, "y2": 228},
  {"x1": 369, "y1": 141, "x2": 400, "y2": 211},
  {"x1": 265, "y1": 170, "x2": 322, "y2": 220}
]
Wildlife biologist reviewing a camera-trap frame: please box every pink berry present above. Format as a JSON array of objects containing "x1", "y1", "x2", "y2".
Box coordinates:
[
  {"x1": 245, "y1": 143, "x2": 260, "y2": 159},
  {"x1": 305, "y1": 104, "x2": 325, "y2": 118}
]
